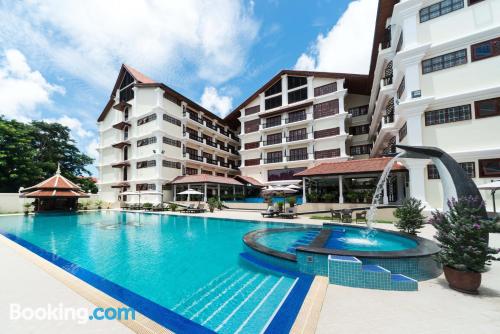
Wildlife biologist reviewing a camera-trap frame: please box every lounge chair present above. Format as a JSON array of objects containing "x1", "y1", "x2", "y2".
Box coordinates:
[
  {"x1": 261, "y1": 206, "x2": 278, "y2": 217},
  {"x1": 279, "y1": 207, "x2": 297, "y2": 219},
  {"x1": 186, "y1": 203, "x2": 206, "y2": 213},
  {"x1": 152, "y1": 203, "x2": 168, "y2": 211},
  {"x1": 330, "y1": 209, "x2": 342, "y2": 222},
  {"x1": 129, "y1": 203, "x2": 141, "y2": 210},
  {"x1": 355, "y1": 210, "x2": 367, "y2": 223},
  {"x1": 341, "y1": 209, "x2": 353, "y2": 224},
  {"x1": 177, "y1": 203, "x2": 194, "y2": 212}
]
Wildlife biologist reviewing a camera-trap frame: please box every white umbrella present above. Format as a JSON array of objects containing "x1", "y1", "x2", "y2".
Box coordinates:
[
  {"x1": 286, "y1": 184, "x2": 302, "y2": 190},
  {"x1": 261, "y1": 186, "x2": 297, "y2": 209},
  {"x1": 478, "y1": 180, "x2": 500, "y2": 214},
  {"x1": 178, "y1": 188, "x2": 203, "y2": 202}
]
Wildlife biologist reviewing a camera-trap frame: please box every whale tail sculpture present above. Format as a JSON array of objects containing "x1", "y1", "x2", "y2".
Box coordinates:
[{"x1": 396, "y1": 145, "x2": 487, "y2": 218}]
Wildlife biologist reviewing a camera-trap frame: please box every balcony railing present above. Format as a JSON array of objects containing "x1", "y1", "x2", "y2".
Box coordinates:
[
  {"x1": 263, "y1": 138, "x2": 282, "y2": 146},
  {"x1": 384, "y1": 112, "x2": 395, "y2": 124},
  {"x1": 219, "y1": 128, "x2": 229, "y2": 137},
  {"x1": 287, "y1": 154, "x2": 309, "y2": 161},
  {"x1": 230, "y1": 133, "x2": 239, "y2": 142},
  {"x1": 219, "y1": 144, "x2": 229, "y2": 152},
  {"x1": 187, "y1": 133, "x2": 204, "y2": 143},
  {"x1": 263, "y1": 120, "x2": 281, "y2": 128},
  {"x1": 286, "y1": 133, "x2": 308, "y2": 142},
  {"x1": 205, "y1": 140, "x2": 218, "y2": 148},
  {"x1": 188, "y1": 153, "x2": 204, "y2": 162},
  {"x1": 285, "y1": 113, "x2": 307, "y2": 124},
  {"x1": 219, "y1": 161, "x2": 230, "y2": 168},
  {"x1": 189, "y1": 114, "x2": 203, "y2": 124},
  {"x1": 382, "y1": 76, "x2": 393, "y2": 86},
  {"x1": 205, "y1": 122, "x2": 217, "y2": 131},
  {"x1": 264, "y1": 156, "x2": 283, "y2": 164},
  {"x1": 205, "y1": 157, "x2": 218, "y2": 165}
]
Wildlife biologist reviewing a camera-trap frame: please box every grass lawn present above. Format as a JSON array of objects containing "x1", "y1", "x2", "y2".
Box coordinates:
[{"x1": 308, "y1": 215, "x2": 394, "y2": 224}]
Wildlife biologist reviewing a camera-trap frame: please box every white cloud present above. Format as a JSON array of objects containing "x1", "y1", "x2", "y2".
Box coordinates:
[
  {"x1": 85, "y1": 138, "x2": 99, "y2": 161},
  {"x1": 0, "y1": 49, "x2": 64, "y2": 121},
  {"x1": 45, "y1": 115, "x2": 93, "y2": 139},
  {"x1": 0, "y1": 0, "x2": 259, "y2": 88},
  {"x1": 294, "y1": 0, "x2": 378, "y2": 74},
  {"x1": 201, "y1": 86, "x2": 233, "y2": 117}
]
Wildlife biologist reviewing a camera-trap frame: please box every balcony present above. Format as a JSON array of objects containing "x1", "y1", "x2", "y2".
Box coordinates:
[
  {"x1": 205, "y1": 122, "x2": 218, "y2": 131},
  {"x1": 264, "y1": 156, "x2": 283, "y2": 164},
  {"x1": 188, "y1": 153, "x2": 204, "y2": 162},
  {"x1": 219, "y1": 144, "x2": 229, "y2": 152},
  {"x1": 287, "y1": 153, "x2": 310, "y2": 162},
  {"x1": 112, "y1": 121, "x2": 131, "y2": 130},
  {"x1": 263, "y1": 119, "x2": 282, "y2": 129},
  {"x1": 205, "y1": 157, "x2": 218, "y2": 165},
  {"x1": 263, "y1": 138, "x2": 283, "y2": 146},
  {"x1": 286, "y1": 133, "x2": 308, "y2": 142},
  {"x1": 383, "y1": 112, "x2": 395, "y2": 124},
  {"x1": 186, "y1": 132, "x2": 203, "y2": 143},
  {"x1": 219, "y1": 161, "x2": 230, "y2": 168},
  {"x1": 205, "y1": 139, "x2": 218, "y2": 148},
  {"x1": 230, "y1": 133, "x2": 239, "y2": 142},
  {"x1": 285, "y1": 113, "x2": 307, "y2": 124},
  {"x1": 189, "y1": 113, "x2": 204, "y2": 124},
  {"x1": 219, "y1": 128, "x2": 229, "y2": 136},
  {"x1": 111, "y1": 161, "x2": 130, "y2": 168},
  {"x1": 382, "y1": 76, "x2": 393, "y2": 86},
  {"x1": 381, "y1": 26, "x2": 391, "y2": 50},
  {"x1": 112, "y1": 141, "x2": 131, "y2": 149}
]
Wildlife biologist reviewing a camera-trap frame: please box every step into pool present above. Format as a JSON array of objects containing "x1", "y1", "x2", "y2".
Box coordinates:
[{"x1": 0, "y1": 211, "x2": 311, "y2": 333}]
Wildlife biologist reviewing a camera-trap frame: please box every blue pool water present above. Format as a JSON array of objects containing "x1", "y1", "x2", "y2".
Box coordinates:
[
  {"x1": 325, "y1": 227, "x2": 417, "y2": 251},
  {"x1": 227, "y1": 196, "x2": 303, "y2": 205},
  {"x1": 0, "y1": 212, "x2": 306, "y2": 333},
  {"x1": 258, "y1": 229, "x2": 320, "y2": 255}
]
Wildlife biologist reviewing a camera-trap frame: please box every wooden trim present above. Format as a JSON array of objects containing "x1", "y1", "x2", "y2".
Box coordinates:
[
  {"x1": 314, "y1": 127, "x2": 340, "y2": 139},
  {"x1": 244, "y1": 158, "x2": 261, "y2": 166},
  {"x1": 478, "y1": 158, "x2": 500, "y2": 178},
  {"x1": 474, "y1": 98, "x2": 500, "y2": 119},
  {"x1": 244, "y1": 105, "x2": 260, "y2": 116},
  {"x1": 314, "y1": 82, "x2": 338, "y2": 97},
  {"x1": 244, "y1": 141, "x2": 260, "y2": 150},
  {"x1": 471, "y1": 36, "x2": 500, "y2": 62},
  {"x1": 314, "y1": 149, "x2": 341, "y2": 159}
]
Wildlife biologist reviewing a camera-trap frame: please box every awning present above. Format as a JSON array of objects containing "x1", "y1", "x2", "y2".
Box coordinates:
[
  {"x1": 295, "y1": 157, "x2": 406, "y2": 177},
  {"x1": 112, "y1": 121, "x2": 131, "y2": 130},
  {"x1": 113, "y1": 101, "x2": 131, "y2": 111},
  {"x1": 112, "y1": 141, "x2": 131, "y2": 149},
  {"x1": 111, "y1": 182, "x2": 130, "y2": 188},
  {"x1": 169, "y1": 174, "x2": 243, "y2": 186},
  {"x1": 111, "y1": 161, "x2": 130, "y2": 168}
]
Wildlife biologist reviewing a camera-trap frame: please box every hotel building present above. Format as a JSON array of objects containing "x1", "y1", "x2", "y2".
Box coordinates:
[
  {"x1": 97, "y1": 0, "x2": 500, "y2": 211},
  {"x1": 97, "y1": 65, "x2": 241, "y2": 204}
]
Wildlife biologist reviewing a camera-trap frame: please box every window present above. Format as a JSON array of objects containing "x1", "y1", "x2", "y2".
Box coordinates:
[
  {"x1": 349, "y1": 124, "x2": 369, "y2": 135},
  {"x1": 137, "y1": 136, "x2": 157, "y2": 147},
  {"x1": 136, "y1": 183, "x2": 156, "y2": 191},
  {"x1": 185, "y1": 167, "x2": 198, "y2": 175},
  {"x1": 419, "y1": 0, "x2": 464, "y2": 23},
  {"x1": 216, "y1": 172, "x2": 225, "y2": 177},
  {"x1": 265, "y1": 133, "x2": 282, "y2": 145},
  {"x1": 350, "y1": 145, "x2": 371, "y2": 156},
  {"x1": 264, "y1": 115, "x2": 281, "y2": 128},
  {"x1": 479, "y1": 158, "x2": 500, "y2": 177},
  {"x1": 399, "y1": 122, "x2": 408, "y2": 141},
  {"x1": 265, "y1": 80, "x2": 282, "y2": 97},
  {"x1": 201, "y1": 170, "x2": 212, "y2": 175},
  {"x1": 314, "y1": 82, "x2": 337, "y2": 97},
  {"x1": 288, "y1": 147, "x2": 308, "y2": 161},
  {"x1": 471, "y1": 37, "x2": 500, "y2": 61},
  {"x1": 162, "y1": 160, "x2": 181, "y2": 169},
  {"x1": 163, "y1": 114, "x2": 181, "y2": 126},
  {"x1": 245, "y1": 105, "x2": 260, "y2": 115},
  {"x1": 314, "y1": 127, "x2": 340, "y2": 139},
  {"x1": 245, "y1": 158, "x2": 260, "y2": 166},
  {"x1": 286, "y1": 110, "x2": 306, "y2": 123},
  {"x1": 244, "y1": 119, "x2": 260, "y2": 133},
  {"x1": 136, "y1": 160, "x2": 156, "y2": 169},
  {"x1": 397, "y1": 77, "x2": 405, "y2": 99},
  {"x1": 468, "y1": 0, "x2": 485, "y2": 5},
  {"x1": 137, "y1": 113, "x2": 157, "y2": 126},
  {"x1": 268, "y1": 167, "x2": 305, "y2": 181},
  {"x1": 425, "y1": 104, "x2": 471, "y2": 125},
  {"x1": 287, "y1": 128, "x2": 307, "y2": 142},
  {"x1": 266, "y1": 151, "x2": 283, "y2": 163},
  {"x1": 422, "y1": 49, "x2": 467, "y2": 74},
  {"x1": 265, "y1": 95, "x2": 282, "y2": 110},
  {"x1": 428, "y1": 162, "x2": 476, "y2": 179},
  {"x1": 288, "y1": 87, "x2": 308, "y2": 104},
  {"x1": 244, "y1": 141, "x2": 260, "y2": 150},
  {"x1": 475, "y1": 97, "x2": 500, "y2": 119},
  {"x1": 427, "y1": 165, "x2": 440, "y2": 179},
  {"x1": 313, "y1": 99, "x2": 339, "y2": 119},
  {"x1": 315, "y1": 148, "x2": 341, "y2": 159},
  {"x1": 348, "y1": 105, "x2": 368, "y2": 117},
  {"x1": 163, "y1": 136, "x2": 181, "y2": 147},
  {"x1": 288, "y1": 76, "x2": 307, "y2": 89}
]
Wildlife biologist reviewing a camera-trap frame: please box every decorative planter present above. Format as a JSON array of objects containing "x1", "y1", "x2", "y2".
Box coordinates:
[{"x1": 443, "y1": 265, "x2": 481, "y2": 294}]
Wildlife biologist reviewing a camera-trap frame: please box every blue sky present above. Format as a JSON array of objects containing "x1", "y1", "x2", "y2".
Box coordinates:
[{"x1": 0, "y1": 0, "x2": 377, "y2": 175}]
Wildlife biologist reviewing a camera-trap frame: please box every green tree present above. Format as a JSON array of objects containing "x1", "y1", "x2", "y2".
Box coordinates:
[
  {"x1": 76, "y1": 177, "x2": 98, "y2": 194},
  {"x1": 0, "y1": 117, "x2": 94, "y2": 192},
  {"x1": 393, "y1": 197, "x2": 426, "y2": 235}
]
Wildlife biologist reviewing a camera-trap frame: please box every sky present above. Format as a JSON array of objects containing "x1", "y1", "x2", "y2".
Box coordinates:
[{"x1": 0, "y1": 0, "x2": 378, "y2": 175}]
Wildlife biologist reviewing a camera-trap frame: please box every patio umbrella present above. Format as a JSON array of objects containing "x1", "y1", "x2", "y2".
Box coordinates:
[
  {"x1": 178, "y1": 188, "x2": 203, "y2": 202},
  {"x1": 139, "y1": 190, "x2": 164, "y2": 204},
  {"x1": 477, "y1": 180, "x2": 500, "y2": 215},
  {"x1": 121, "y1": 191, "x2": 141, "y2": 206},
  {"x1": 262, "y1": 186, "x2": 297, "y2": 209},
  {"x1": 286, "y1": 184, "x2": 302, "y2": 190}
]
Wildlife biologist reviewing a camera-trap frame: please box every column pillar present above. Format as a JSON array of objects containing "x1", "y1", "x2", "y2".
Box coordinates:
[
  {"x1": 232, "y1": 185, "x2": 236, "y2": 200},
  {"x1": 173, "y1": 184, "x2": 177, "y2": 201},
  {"x1": 397, "y1": 173, "x2": 405, "y2": 203},
  {"x1": 217, "y1": 184, "x2": 221, "y2": 198},
  {"x1": 338, "y1": 175, "x2": 344, "y2": 204},
  {"x1": 187, "y1": 183, "x2": 191, "y2": 201},
  {"x1": 401, "y1": 159, "x2": 430, "y2": 208},
  {"x1": 302, "y1": 177, "x2": 307, "y2": 204},
  {"x1": 204, "y1": 183, "x2": 207, "y2": 202},
  {"x1": 383, "y1": 177, "x2": 389, "y2": 205}
]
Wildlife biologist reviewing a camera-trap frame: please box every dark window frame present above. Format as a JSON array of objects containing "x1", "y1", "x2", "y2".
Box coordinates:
[
  {"x1": 479, "y1": 158, "x2": 500, "y2": 178},
  {"x1": 419, "y1": 0, "x2": 464, "y2": 23},
  {"x1": 471, "y1": 37, "x2": 500, "y2": 61},
  {"x1": 475, "y1": 98, "x2": 500, "y2": 119},
  {"x1": 424, "y1": 104, "x2": 471, "y2": 126},
  {"x1": 422, "y1": 49, "x2": 467, "y2": 74},
  {"x1": 288, "y1": 87, "x2": 308, "y2": 104}
]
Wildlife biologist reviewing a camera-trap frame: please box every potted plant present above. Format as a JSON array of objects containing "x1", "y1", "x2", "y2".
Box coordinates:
[
  {"x1": 429, "y1": 197, "x2": 499, "y2": 294},
  {"x1": 95, "y1": 199, "x2": 103, "y2": 210},
  {"x1": 23, "y1": 202, "x2": 32, "y2": 215},
  {"x1": 277, "y1": 201, "x2": 284, "y2": 212},
  {"x1": 169, "y1": 203, "x2": 178, "y2": 212},
  {"x1": 287, "y1": 196, "x2": 296, "y2": 207},
  {"x1": 394, "y1": 197, "x2": 425, "y2": 235},
  {"x1": 207, "y1": 197, "x2": 218, "y2": 213},
  {"x1": 216, "y1": 197, "x2": 223, "y2": 210}
]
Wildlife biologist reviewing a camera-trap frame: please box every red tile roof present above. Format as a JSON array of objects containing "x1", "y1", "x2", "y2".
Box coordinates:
[
  {"x1": 170, "y1": 174, "x2": 243, "y2": 186},
  {"x1": 20, "y1": 169, "x2": 89, "y2": 198},
  {"x1": 234, "y1": 175, "x2": 264, "y2": 187},
  {"x1": 124, "y1": 64, "x2": 156, "y2": 84},
  {"x1": 295, "y1": 157, "x2": 406, "y2": 177},
  {"x1": 22, "y1": 189, "x2": 89, "y2": 198}
]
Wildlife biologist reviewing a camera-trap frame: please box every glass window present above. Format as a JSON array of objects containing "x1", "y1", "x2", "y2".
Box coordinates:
[
  {"x1": 479, "y1": 159, "x2": 500, "y2": 177},
  {"x1": 475, "y1": 98, "x2": 500, "y2": 119},
  {"x1": 471, "y1": 37, "x2": 500, "y2": 61},
  {"x1": 287, "y1": 76, "x2": 307, "y2": 90},
  {"x1": 419, "y1": 0, "x2": 463, "y2": 23},
  {"x1": 425, "y1": 104, "x2": 471, "y2": 125},
  {"x1": 268, "y1": 167, "x2": 305, "y2": 181},
  {"x1": 265, "y1": 79, "x2": 282, "y2": 97},
  {"x1": 137, "y1": 136, "x2": 157, "y2": 147},
  {"x1": 288, "y1": 87, "x2": 308, "y2": 104},
  {"x1": 422, "y1": 49, "x2": 467, "y2": 74},
  {"x1": 265, "y1": 95, "x2": 282, "y2": 110}
]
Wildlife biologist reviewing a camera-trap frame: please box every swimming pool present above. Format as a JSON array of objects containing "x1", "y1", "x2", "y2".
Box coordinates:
[{"x1": 0, "y1": 212, "x2": 313, "y2": 333}]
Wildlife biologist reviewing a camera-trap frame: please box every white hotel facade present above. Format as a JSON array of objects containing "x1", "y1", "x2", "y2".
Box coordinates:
[{"x1": 97, "y1": 0, "x2": 500, "y2": 211}]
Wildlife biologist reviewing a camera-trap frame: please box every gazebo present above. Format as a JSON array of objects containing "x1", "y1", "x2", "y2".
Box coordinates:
[{"x1": 20, "y1": 165, "x2": 89, "y2": 211}]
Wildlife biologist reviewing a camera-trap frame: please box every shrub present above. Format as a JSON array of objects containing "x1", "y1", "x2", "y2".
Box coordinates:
[
  {"x1": 430, "y1": 197, "x2": 499, "y2": 273},
  {"x1": 308, "y1": 192, "x2": 320, "y2": 203},
  {"x1": 394, "y1": 197, "x2": 425, "y2": 235},
  {"x1": 142, "y1": 202, "x2": 153, "y2": 209},
  {"x1": 346, "y1": 191, "x2": 358, "y2": 203},
  {"x1": 94, "y1": 199, "x2": 103, "y2": 209},
  {"x1": 287, "y1": 196, "x2": 296, "y2": 207},
  {"x1": 277, "y1": 202, "x2": 284, "y2": 212},
  {"x1": 207, "y1": 197, "x2": 219, "y2": 212},
  {"x1": 322, "y1": 193, "x2": 334, "y2": 203},
  {"x1": 169, "y1": 203, "x2": 178, "y2": 212}
]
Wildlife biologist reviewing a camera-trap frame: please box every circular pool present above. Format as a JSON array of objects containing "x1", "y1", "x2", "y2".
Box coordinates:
[{"x1": 243, "y1": 224, "x2": 442, "y2": 281}]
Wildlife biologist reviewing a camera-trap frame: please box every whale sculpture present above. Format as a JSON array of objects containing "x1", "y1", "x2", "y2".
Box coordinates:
[{"x1": 396, "y1": 144, "x2": 487, "y2": 218}]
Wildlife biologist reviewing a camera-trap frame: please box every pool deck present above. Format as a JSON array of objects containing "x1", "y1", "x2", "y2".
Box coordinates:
[{"x1": 1, "y1": 210, "x2": 499, "y2": 333}]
